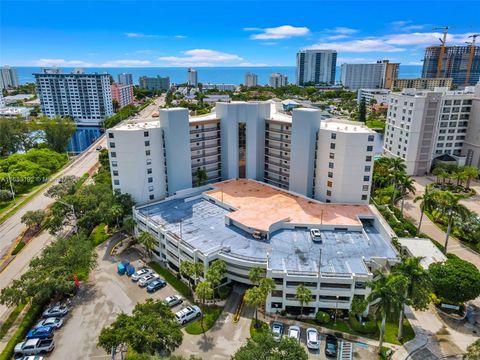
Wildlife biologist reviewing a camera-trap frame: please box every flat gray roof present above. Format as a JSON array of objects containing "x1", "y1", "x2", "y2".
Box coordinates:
[{"x1": 138, "y1": 196, "x2": 397, "y2": 275}]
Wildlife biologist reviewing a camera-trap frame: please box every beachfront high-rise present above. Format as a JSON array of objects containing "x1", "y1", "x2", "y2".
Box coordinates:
[
  {"x1": 34, "y1": 68, "x2": 113, "y2": 153},
  {"x1": 111, "y1": 83, "x2": 134, "y2": 108},
  {"x1": 341, "y1": 60, "x2": 399, "y2": 90},
  {"x1": 117, "y1": 72, "x2": 133, "y2": 85},
  {"x1": 269, "y1": 73, "x2": 288, "y2": 88},
  {"x1": 0, "y1": 66, "x2": 19, "y2": 90},
  {"x1": 244, "y1": 72, "x2": 258, "y2": 88},
  {"x1": 422, "y1": 45, "x2": 480, "y2": 86},
  {"x1": 139, "y1": 76, "x2": 170, "y2": 91},
  {"x1": 296, "y1": 49, "x2": 337, "y2": 86},
  {"x1": 188, "y1": 68, "x2": 198, "y2": 86}
]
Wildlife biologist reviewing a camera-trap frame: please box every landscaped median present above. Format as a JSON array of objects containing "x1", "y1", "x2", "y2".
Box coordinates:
[
  {"x1": 149, "y1": 262, "x2": 192, "y2": 301},
  {"x1": 185, "y1": 306, "x2": 224, "y2": 335}
]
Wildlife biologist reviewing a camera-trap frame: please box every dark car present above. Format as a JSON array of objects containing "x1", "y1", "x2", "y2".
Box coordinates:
[
  {"x1": 325, "y1": 335, "x2": 338, "y2": 357},
  {"x1": 26, "y1": 326, "x2": 54, "y2": 340},
  {"x1": 146, "y1": 278, "x2": 167, "y2": 293}
]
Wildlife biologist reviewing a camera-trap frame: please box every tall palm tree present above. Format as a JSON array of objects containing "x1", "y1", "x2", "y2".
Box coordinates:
[
  {"x1": 433, "y1": 191, "x2": 470, "y2": 253},
  {"x1": 295, "y1": 284, "x2": 312, "y2": 318},
  {"x1": 398, "y1": 175, "x2": 416, "y2": 216},
  {"x1": 244, "y1": 286, "x2": 266, "y2": 328},
  {"x1": 180, "y1": 260, "x2": 203, "y2": 294},
  {"x1": 463, "y1": 166, "x2": 479, "y2": 190},
  {"x1": 387, "y1": 158, "x2": 407, "y2": 206},
  {"x1": 137, "y1": 231, "x2": 157, "y2": 262},
  {"x1": 367, "y1": 273, "x2": 408, "y2": 352},
  {"x1": 248, "y1": 266, "x2": 266, "y2": 286},
  {"x1": 413, "y1": 186, "x2": 436, "y2": 235},
  {"x1": 195, "y1": 281, "x2": 213, "y2": 331},
  {"x1": 392, "y1": 257, "x2": 431, "y2": 339}
]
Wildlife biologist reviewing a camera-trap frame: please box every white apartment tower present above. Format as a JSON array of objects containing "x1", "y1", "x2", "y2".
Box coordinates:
[
  {"x1": 341, "y1": 63, "x2": 385, "y2": 90},
  {"x1": 0, "y1": 66, "x2": 19, "y2": 90},
  {"x1": 384, "y1": 84, "x2": 480, "y2": 175},
  {"x1": 107, "y1": 102, "x2": 376, "y2": 205},
  {"x1": 117, "y1": 72, "x2": 133, "y2": 85},
  {"x1": 34, "y1": 68, "x2": 113, "y2": 125},
  {"x1": 244, "y1": 72, "x2": 258, "y2": 88},
  {"x1": 269, "y1": 73, "x2": 288, "y2": 88},
  {"x1": 296, "y1": 49, "x2": 337, "y2": 86},
  {"x1": 188, "y1": 68, "x2": 198, "y2": 86}
]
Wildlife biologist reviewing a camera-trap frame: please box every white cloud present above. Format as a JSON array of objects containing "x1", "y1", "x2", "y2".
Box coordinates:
[
  {"x1": 390, "y1": 20, "x2": 425, "y2": 31},
  {"x1": 308, "y1": 39, "x2": 404, "y2": 53},
  {"x1": 124, "y1": 32, "x2": 158, "y2": 38},
  {"x1": 33, "y1": 58, "x2": 152, "y2": 67},
  {"x1": 326, "y1": 27, "x2": 358, "y2": 35},
  {"x1": 174, "y1": 35, "x2": 187, "y2": 39},
  {"x1": 101, "y1": 59, "x2": 152, "y2": 67},
  {"x1": 237, "y1": 62, "x2": 268, "y2": 67},
  {"x1": 158, "y1": 49, "x2": 243, "y2": 66},
  {"x1": 34, "y1": 59, "x2": 95, "y2": 67},
  {"x1": 247, "y1": 25, "x2": 310, "y2": 40}
]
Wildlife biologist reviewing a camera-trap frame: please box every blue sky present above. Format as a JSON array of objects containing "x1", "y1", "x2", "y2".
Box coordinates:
[{"x1": 1, "y1": 0, "x2": 479, "y2": 67}]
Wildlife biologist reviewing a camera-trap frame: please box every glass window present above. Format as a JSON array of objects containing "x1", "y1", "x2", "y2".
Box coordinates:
[
  {"x1": 366, "y1": 146, "x2": 373, "y2": 152},
  {"x1": 113, "y1": 180, "x2": 119, "y2": 185},
  {"x1": 145, "y1": 140, "x2": 150, "y2": 146},
  {"x1": 329, "y1": 152, "x2": 335, "y2": 159},
  {"x1": 327, "y1": 181, "x2": 333, "y2": 187},
  {"x1": 330, "y1": 143, "x2": 336, "y2": 150},
  {"x1": 328, "y1": 162, "x2": 334, "y2": 169},
  {"x1": 331, "y1": 133, "x2": 336, "y2": 139},
  {"x1": 109, "y1": 142, "x2": 115, "y2": 148},
  {"x1": 108, "y1": 133, "x2": 114, "y2": 139},
  {"x1": 326, "y1": 190, "x2": 332, "y2": 196},
  {"x1": 145, "y1": 150, "x2": 151, "y2": 156},
  {"x1": 144, "y1": 131, "x2": 149, "y2": 137},
  {"x1": 148, "y1": 177, "x2": 153, "y2": 183},
  {"x1": 328, "y1": 172, "x2": 333, "y2": 178},
  {"x1": 363, "y1": 175, "x2": 370, "y2": 181},
  {"x1": 367, "y1": 135, "x2": 375, "y2": 142},
  {"x1": 110, "y1": 152, "x2": 116, "y2": 158}
]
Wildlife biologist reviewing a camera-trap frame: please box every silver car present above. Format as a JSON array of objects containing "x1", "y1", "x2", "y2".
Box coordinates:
[
  {"x1": 287, "y1": 325, "x2": 301, "y2": 341},
  {"x1": 164, "y1": 295, "x2": 183, "y2": 307},
  {"x1": 271, "y1": 321, "x2": 284, "y2": 341},
  {"x1": 306, "y1": 327, "x2": 320, "y2": 350},
  {"x1": 35, "y1": 317, "x2": 63, "y2": 329},
  {"x1": 131, "y1": 268, "x2": 152, "y2": 282},
  {"x1": 138, "y1": 273, "x2": 158, "y2": 287}
]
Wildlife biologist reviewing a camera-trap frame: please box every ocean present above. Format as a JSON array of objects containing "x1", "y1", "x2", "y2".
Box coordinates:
[{"x1": 15, "y1": 65, "x2": 423, "y2": 86}]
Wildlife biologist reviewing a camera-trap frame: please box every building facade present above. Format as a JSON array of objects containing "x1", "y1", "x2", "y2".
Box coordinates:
[
  {"x1": 201, "y1": 83, "x2": 236, "y2": 92},
  {"x1": 117, "y1": 72, "x2": 133, "y2": 85},
  {"x1": 107, "y1": 102, "x2": 376, "y2": 205},
  {"x1": 392, "y1": 78, "x2": 453, "y2": 91},
  {"x1": 341, "y1": 60, "x2": 399, "y2": 90},
  {"x1": 188, "y1": 68, "x2": 198, "y2": 86},
  {"x1": 0, "y1": 66, "x2": 19, "y2": 90},
  {"x1": 138, "y1": 76, "x2": 170, "y2": 91},
  {"x1": 357, "y1": 89, "x2": 391, "y2": 105},
  {"x1": 383, "y1": 84, "x2": 480, "y2": 175},
  {"x1": 422, "y1": 45, "x2": 480, "y2": 86},
  {"x1": 269, "y1": 73, "x2": 288, "y2": 88},
  {"x1": 111, "y1": 83, "x2": 134, "y2": 108},
  {"x1": 244, "y1": 72, "x2": 258, "y2": 87},
  {"x1": 296, "y1": 49, "x2": 337, "y2": 86}
]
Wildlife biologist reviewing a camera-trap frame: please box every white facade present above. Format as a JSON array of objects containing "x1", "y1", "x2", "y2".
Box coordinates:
[
  {"x1": 357, "y1": 89, "x2": 391, "y2": 105},
  {"x1": 0, "y1": 93, "x2": 4, "y2": 108},
  {"x1": 201, "y1": 83, "x2": 236, "y2": 92},
  {"x1": 117, "y1": 72, "x2": 133, "y2": 85},
  {"x1": 188, "y1": 68, "x2": 198, "y2": 86},
  {"x1": 384, "y1": 84, "x2": 480, "y2": 175},
  {"x1": 269, "y1": 73, "x2": 288, "y2": 88},
  {"x1": 0, "y1": 66, "x2": 19, "y2": 90},
  {"x1": 341, "y1": 63, "x2": 387, "y2": 90},
  {"x1": 0, "y1": 106, "x2": 31, "y2": 118},
  {"x1": 108, "y1": 102, "x2": 376, "y2": 205},
  {"x1": 34, "y1": 68, "x2": 113, "y2": 126},
  {"x1": 296, "y1": 49, "x2": 337, "y2": 86},
  {"x1": 244, "y1": 72, "x2": 258, "y2": 87}
]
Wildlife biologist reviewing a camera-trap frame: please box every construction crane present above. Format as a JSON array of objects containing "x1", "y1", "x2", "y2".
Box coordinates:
[
  {"x1": 465, "y1": 34, "x2": 479, "y2": 86},
  {"x1": 433, "y1": 26, "x2": 449, "y2": 78}
]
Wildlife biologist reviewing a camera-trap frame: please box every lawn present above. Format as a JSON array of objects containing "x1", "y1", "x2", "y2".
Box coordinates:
[
  {"x1": 366, "y1": 119, "x2": 386, "y2": 130},
  {"x1": 90, "y1": 223, "x2": 110, "y2": 246},
  {"x1": 0, "y1": 303, "x2": 26, "y2": 341},
  {"x1": 185, "y1": 306, "x2": 224, "y2": 335},
  {"x1": 149, "y1": 262, "x2": 192, "y2": 301},
  {"x1": 249, "y1": 320, "x2": 269, "y2": 340}
]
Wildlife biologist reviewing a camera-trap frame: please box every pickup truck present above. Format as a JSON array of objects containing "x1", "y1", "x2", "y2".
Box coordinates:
[{"x1": 14, "y1": 338, "x2": 54, "y2": 356}]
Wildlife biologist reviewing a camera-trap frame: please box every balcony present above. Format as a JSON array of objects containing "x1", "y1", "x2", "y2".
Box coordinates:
[
  {"x1": 189, "y1": 127, "x2": 220, "y2": 134},
  {"x1": 191, "y1": 159, "x2": 220, "y2": 167},
  {"x1": 265, "y1": 142, "x2": 290, "y2": 152},
  {"x1": 191, "y1": 151, "x2": 220, "y2": 160},
  {"x1": 266, "y1": 133, "x2": 291, "y2": 144},
  {"x1": 265, "y1": 150, "x2": 290, "y2": 161},
  {"x1": 190, "y1": 143, "x2": 220, "y2": 151},
  {"x1": 265, "y1": 126, "x2": 291, "y2": 135},
  {"x1": 190, "y1": 134, "x2": 220, "y2": 142},
  {"x1": 265, "y1": 156, "x2": 290, "y2": 169}
]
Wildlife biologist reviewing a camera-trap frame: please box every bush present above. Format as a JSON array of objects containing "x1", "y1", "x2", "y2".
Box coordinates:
[
  {"x1": 315, "y1": 311, "x2": 330, "y2": 324},
  {"x1": 11, "y1": 241, "x2": 25, "y2": 255},
  {"x1": 349, "y1": 316, "x2": 377, "y2": 334},
  {"x1": 218, "y1": 284, "x2": 232, "y2": 300},
  {"x1": 90, "y1": 223, "x2": 110, "y2": 246}
]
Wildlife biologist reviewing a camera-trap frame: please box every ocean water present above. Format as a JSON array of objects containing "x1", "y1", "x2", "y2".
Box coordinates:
[{"x1": 15, "y1": 65, "x2": 423, "y2": 86}]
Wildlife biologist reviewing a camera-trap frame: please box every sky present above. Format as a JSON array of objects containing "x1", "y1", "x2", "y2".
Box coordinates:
[{"x1": 1, "y1": 0, "x2": 479, "y2": 68}]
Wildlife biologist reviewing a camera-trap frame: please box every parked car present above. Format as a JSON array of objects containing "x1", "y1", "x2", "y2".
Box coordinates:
[
  {"x1": 325, "y1": 335, "x2": 338, "y2": 357},
  {"x1": 271, "y1": 321, "x2": 284, "y2": 342},
  {"x1": 26, "y1": 326, "x2": 54, "y2": 340},
  {"x1": 310, "y1": 228, "x2": 322, "y2": 242},
  {"x1": 164, "y1": 295, "x2": 183, "y2": 307},
  {"x1": 138, "y1": 274, "x2": 158, "y2": 287},
  {"x1": 14, "y1": 338, "x2": 54, "y2": 356},
  {"x1": 95, "y1": 145, "x2": 102, "y2": 151},
  {"x1": 42, "y1": 305, "x2": 68, "y2": 318},
  {"x1": 35, "y1": 317, "x2": 63, "y2": 329},
  {"x1": 306, "y1": 327, "x2": 320, "y2": 350},
  {"x1": 131, "y1": 268, "x2": 152, "y2": 282},
  {"x1": 20, "y1": 356, "x2": 45, "y2": 360},
  {"x1": 146, "y1": 278, "x2": 167, "y2": 293},
  {"x1": 287, "y1": 325, "x2": 300, "y2": 341},
  {"x1": 175, "y1": 305, "x2": 202, "y2": 325}
]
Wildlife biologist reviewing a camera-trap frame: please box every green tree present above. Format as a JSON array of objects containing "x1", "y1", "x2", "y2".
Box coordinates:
[
  {"x1": 205, "y1": 260, "x2": 227, "y2": 299},
  {"x1": 462, "y1": 166, "x2": 479, "y2": 190},
  {"x1": 0, "y1": 189, "x2": 13, "y2": 201},
  {"x1": 195, "y1": 281, "x2": 213, "y2": 330},
  {"x1": 244, "y1": 286, "x2": 266, "y2": 329},
  {"x1": 194, "y1": 168, "x2": 208, "y2": 187},
  {"x1": 295, "y1": 284, "x2": 312, "y2": 317},
  {"x1": 414, "y1": 186, "x2": 436, "y2": 235},
  {"x1": 429, "y1": 257, "x2": 480, "y2": 304},
  {"x1": 248, "y1": 266, "x2": 266, "y2": 286},
  {"x1": 387, "y1": 157, "x2": 407, "y2": 206},
  {"x1": 21, "y1": 209, "x2": 46, "y2": 230},
  {"x1": 45, "y1": 176, "x2": 79, "y2": 199},
  {"x1": 367, "y1": 273, "x2": 408, "y2": 352},
  {"x1": 358, "y1": 97, "x2": 367, "y2": 123},
  {"x1": 122, "y1": 217, "x2": 136, "y2": 236},
  {"x1": 179, "y1": 260, "x2": 203, "y2": 293},
  {"x1": 350, "y1": 296, "x2": 368, "y2": 318},
  {"x1": 38, "y1": 117, "x2": 77, "y2": 153},
  {"x1": 137, "y1": 231, "x2": 157, "y2": 261},
  {"x1": 392, "y1": 257, "x2": 432, "y2": 339},
  {"x1": 398, "y1": 175, "x2": 416, "y2": 216},
  {"x1": 464, "y1": 339, "x2": 480, "y2": 360},
  {"x1": 109, "y1": 204, "x2": 124, "y2": 228}
]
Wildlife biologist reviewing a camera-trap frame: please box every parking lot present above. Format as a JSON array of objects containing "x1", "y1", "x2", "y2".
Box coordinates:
[{"x1": 49, "y1": 245, "x2": 184, "y2": 360}]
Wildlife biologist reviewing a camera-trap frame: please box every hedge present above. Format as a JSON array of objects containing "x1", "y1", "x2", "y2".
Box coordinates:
[
  {"x1": 11, "y1": 241, "x2": 26, "y2": 256},
  {"x1": 0, "y1": 303, "x2": 26, "y2": 341},
  {"x1": 349, "y1": 316, "x2": 377, "y2": 335}
]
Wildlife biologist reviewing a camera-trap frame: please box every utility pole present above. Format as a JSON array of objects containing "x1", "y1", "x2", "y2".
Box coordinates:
[
  {"x1": 465, "y1": 34, "x2": 479, "y2": 86},
  {"x1": 433, "y1": 26, "x2": 449, "y2": 78}
]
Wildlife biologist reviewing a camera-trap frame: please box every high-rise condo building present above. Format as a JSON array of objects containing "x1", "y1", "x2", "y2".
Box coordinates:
[
  {"x1": 0, "y1": 66, "x2": 19, "y2": 90},
  {"x1": 341, "y1": 60, "x2": 399, "y2": 90},
  {"x1": 383, "y1": 83, "x2": 480, "y2": 175},
  {"x1": 244, "y1": 72, "x2": 258, "y2": 87},
  {"x1": 392, "y1": 78, "x2": 453, "y2": 91},
  {"x1": 138, "y1": 76, "x2": 170, "y2": 91},
  {"x1": 117, "y1": 72, "x2": 133, "y2": 85},
  {"x1": 111, "y1": 83, "x2": 134, "y2": 108},
  {"x1": 188, "y1": 68, "x2": 198, "y2": 86},
  {"x1": 422, "y1": 45, "x2": 480, "y2": 86},
  {"x1": 106, "y1": 102, "x2": 376, "y2": 205},
  {"x1": 269, "y1": 73, "x2": 288, "y2": 88},
  {"x1": 296, "y1": 49, "x2": 337, "y2": 86}
]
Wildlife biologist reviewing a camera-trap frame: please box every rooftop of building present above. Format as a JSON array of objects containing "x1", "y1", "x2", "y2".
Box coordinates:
[
  {"x1": 321, "y1": 118, "x2": 374, "y2": 133},
  {"x1": 136, "y1": 180, "x2": 397, "y2": 275},
  {"x1": 113, "y1": 120, "x2": 161, "y2": 131},
  {"x1": 398, "y1": 238, "x2": 447, "y2": 269}
]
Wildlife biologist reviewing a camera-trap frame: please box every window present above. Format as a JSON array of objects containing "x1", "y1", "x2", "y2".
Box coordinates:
[
  {"x1": 367, "y1": 135, "x2": 375, "y2": 142},
  {"x1": 148, "y1": 177, "x2": 153, "y2": 183},
  {"x1": 147, "y1": 168, "x2": 152, "y2": 174},
  {"x1": 149, "y1": 195, "x2": 154, "y2": 200},
  {"x1": 330, "y1": 143, "x2": 336, "y2": 150},
  {"x1": 364, "y1": 166, "x2": 371, "y2": 172},
  {"x1": 113, "y1": 170, "x2": 118, "y2": 176},
  {"x1": 110, "y1": 152, "x2": 116, "y2": 158},
  {"x1": 146, "y1": 159, "x2": 152, "y2": 165},
  {"x1": 328, "y1": 162, "x2": 334, "y2": 169},
  {"x1": 108, "y1": 133, "x2": 114, "y2": 139},
  {"x1": 327, "y1": 181, "x2": 333, "y2": 188},
  {"x1": 361, "y1": 195, "x2": 368, "y2": 200},
  {"x1": 366, "y1": 156, "x2": 372, "y2": 162},
  {"x1": 145, "y1": 140, "x2": 150, "y2": 147},
  {"x1": 326, "y1": 190, "x2": 332, "y2": 196},
  {"x1": 144, "y1": 131, "x2": 149, "y2": 137},
  {"x1": 328, "y1": 172, "x2": 333, "y2": 178},
  {"x1": 366, "y1": 146, "x2": 373, "y2": 152},
  {"x1": 145, "y1": 150, "x2": 151, "y2": 156},
  {"x1": 113, "y1": 180, "x2": 120, "y2": 185},
  {"x1": 362, "y1": 185, "x2": 369, "y2": 191},
  {"x1": 329, "y1": 152, "x2": 335, "y2": 159},
  {"x1": 109, "y1": 142, "x2": 115, "y2": 148},
  {"x1": 363, "y1": 175, "x2": 370, "y2": 181},
  {"x1": 148, "y1": 185, "x2": 154, "y2": 191},
  {"x1": 111, "y1": 161, "x2": 118, "y2": 167},
  {"x1": 331, "y1": 133, "x2": 336, "y2": 139}
]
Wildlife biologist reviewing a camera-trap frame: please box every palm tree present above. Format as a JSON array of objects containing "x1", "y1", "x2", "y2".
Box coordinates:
[
  {"x1": 137, "y1": 231, "x2": 157, "y2": 261},
  {"x1": 295, "y1": 284, "x2": 312, "y2": 318},
  {"x1": 433, "y1": 191, "x2": 470, "y2": 253},
  {"x1": 195, "y1": 281, "x2": 213, "y2": 331},
  {"x1": 413, "y1": 186, "x2": 435, "y2": 235},
  {"x1": 122, "y1": 217, "x2": 135, "y2": 236},
  {"x1": 463, "y1": 166, "x2": 479, "y2": 190},
  {"x1": 367, "y1": 273, "x2": 408, "y2": 352},
  {"x1": 109, "y1": 204, "x2": 123, "y2": 228},
  {"x1": 205, "y1": 260, "x2": 227, "y2": 302},
  {"x1": 179, "y1": 260, "x2": 203, "y2": 294},
  {"x1": 392, "y1": 257, "x2": 431, "y2": 340},
  {"x1": 398, "y1": 175, "x2": 416, "y2": 216},
  {"x1": 387, "y1": 158, "x2": 407, "y2": 206},
  {"x1": 244, "y1": 286, "x2": 266, "y2": 328},
  {"x1": 248, "y1": 266, "x2": 266, "y2": 286}
]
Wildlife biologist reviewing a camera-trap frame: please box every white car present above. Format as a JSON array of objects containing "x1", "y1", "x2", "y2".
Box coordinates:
[
  {"x1": 138, "y1": 274, "x2": 158, "y2": 287},
  {"x1": 271, "y1": 322, "x2": 284, "y2": 342},
  {"x1": 35, "y1": 317, "x2": 63, "y2": 329},
  {"x1": 310, "y1": 228, "x2": 322, "y2": 241},
  {"x1": 306, "y1": 327, "x2": 320, "y2": 350},
  {"x1": 20, "y1": 356, "x2": 44, "y2": 360},
  {"x1": 164, "y1": 295, "x2": 183, "y2": 307},
  {"x1": 287, "y1": 325, "x2": 301, "y2": 341},
  {"x1": 131, "y1": 268, "x2": 152, "y2": 282},
  {"x1": 42, "y1": 305, "x2": 68, "y2": 318},
  {"x1": 175, "y1": 305, "x2": 202, "y2": 325}
]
